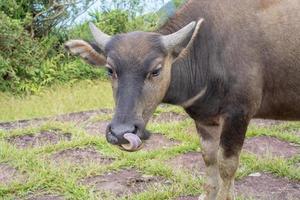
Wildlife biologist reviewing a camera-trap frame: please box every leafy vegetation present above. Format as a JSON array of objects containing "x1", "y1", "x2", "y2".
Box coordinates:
[
  {"x1": 0, "y1": 11, "x2": 106, "y2": 94},
  {"x1": 0, "y1": 0, "x2": 95, "y2": 38}
]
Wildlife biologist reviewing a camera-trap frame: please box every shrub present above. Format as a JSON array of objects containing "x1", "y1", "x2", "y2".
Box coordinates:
[
  {"x1": 0, "y1": 12, "x2": 106, "y2": 94},
  {"x1": 69, "y1": 9, "x2": 159, "y2": 41}
]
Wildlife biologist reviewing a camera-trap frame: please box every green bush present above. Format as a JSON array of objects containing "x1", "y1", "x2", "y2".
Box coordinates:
[
  {"x1": 0, "y1": 0, "x2": 96, "y2": 38},
  {"x1": 0, "y1": 12, "x2": 106, "y2": 94},
  {"x1": 69, "y1": 9, "x2": 159, "y2": 40},
  {"x1": 92, "y1": 10, "x2": 130, "y2": 35}
]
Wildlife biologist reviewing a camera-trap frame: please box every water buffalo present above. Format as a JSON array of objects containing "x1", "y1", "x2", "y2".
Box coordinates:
[{"x1": 65, "y1": 0, "x2": 300, "y2": 199}]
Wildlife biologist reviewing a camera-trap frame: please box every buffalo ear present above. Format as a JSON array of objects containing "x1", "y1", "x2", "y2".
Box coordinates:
[{"x1": 64, "y1": 40, "x2": 106, "y2": 66}]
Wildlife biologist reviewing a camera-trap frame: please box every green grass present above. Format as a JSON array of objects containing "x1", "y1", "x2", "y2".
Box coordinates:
[
  {"x1": 0, "y1": 119, "x2": 203, "y2": 199},
  {"x1": 1, "y1": 116, "x2": 299, "y2": 199},
  {"x1": 0, "y1": 80, "x2": 114, "y2": 122},
  {"x1": 0, "y1": 81, "x2": 299, "y2": 199}
]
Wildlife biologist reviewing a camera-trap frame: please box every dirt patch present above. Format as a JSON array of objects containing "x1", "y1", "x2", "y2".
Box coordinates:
[
  {"x1": 51, "y1": 147, "x2": 114, "y2": 166},
  {"x1": 273, "y1": 123, "x2": 300, "y2": 136},
  {"x1": 142, "y1": 133, "x2": 180, "y2": 151},
  {"x1": 282, "y1": 128, "x2": 300, "y2": 137},
  {"x1": 250, "y1": 119, "x2": 287, "y2": 128},
  {"x1": 55, "y1": 109, "x2": 112, "y2": 124},
  {"x1": 243, "y1": 136, "x2": 300, "y2": 158},
  {"x1": 83, "y1": 121, "x2": 109, "y2": 136},
  {"x1": 0, "y1": 109, "x2": 113, "y2": 131},
  {"x1": 295, "y1": 131, "x2": 300, "y2": 137},
  {"x1": 151, "y1": 112, "x2": 188, "y2": 123},
  {"x1": 81, "y1": 169, "x2": 169, "y2": 197},
  {"x1": 250, "y1": 119, "x2": 300, "y2": 137},
  {"x1": 167, "y1": 152, "x2": 205, "y2": 176},
  {"x1": 23, "y1": 193, "x2": 65, "y2": 200},
  {"x1": 0, "y1": 163, "x2": 26, "y2": 185},
  {"x1": 7, "y1": 130, "x2": 72, "y2": 149},
  {"x1": 235, "y1": 173, "x2": 300, "y2": 200},
  {"x1": 0, "y1": 119, "x2": 45, "y2": 131},
  {"x1": 185, "y1": 124, "x2": 198, "y2": 135},
  {"x1": 175, "y1": 196, "x2": 199, "y2": 200}
]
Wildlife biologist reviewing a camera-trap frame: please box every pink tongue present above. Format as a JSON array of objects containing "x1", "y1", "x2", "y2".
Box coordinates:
[{"x1": 120, "y1": 133, "x2": 142, "y2": 151}]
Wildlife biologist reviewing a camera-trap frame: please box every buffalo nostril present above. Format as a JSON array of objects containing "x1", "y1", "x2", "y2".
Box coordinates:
[
  {"x1": 106, "y1": 132, "x2": 118, "y2": 144},
  {"x1": 133, "y1": 125, "x2": 138, "y2": 134},
  {"x1": 106, "y1": 124, "x2": 112, "y2": 133}
]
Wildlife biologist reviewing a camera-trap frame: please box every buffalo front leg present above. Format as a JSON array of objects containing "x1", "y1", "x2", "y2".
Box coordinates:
[
  {"x1": 196, "y1": 119, "x2": 222, "y2": 200},
  {"x1": 216, "y1": 111, "x2": 250, "y2": 200}
]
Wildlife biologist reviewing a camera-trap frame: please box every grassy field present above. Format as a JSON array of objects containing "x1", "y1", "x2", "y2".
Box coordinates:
[
  {"x1": 0, "y1": 81, "x2": 299, "y2": 200},
  {"x1": 0, "y1": 80, "x2": 114, "y2": 122}
]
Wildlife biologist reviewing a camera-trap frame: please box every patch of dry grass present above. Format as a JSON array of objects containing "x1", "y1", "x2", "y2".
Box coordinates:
[{"x1": 0, "y1": 80, "x2": 114, "y2": 122}]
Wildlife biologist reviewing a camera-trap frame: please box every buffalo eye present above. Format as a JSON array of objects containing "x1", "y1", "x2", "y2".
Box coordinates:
[
  {"x1": 105, "y1": 64, "x2": 117, "y2": 78},
  {"x1": 149, "y1": 65, "x2": 162, "y2": 78},
  {"x1": 106, "y1": 68, "x2": 113, "y2": 77}
]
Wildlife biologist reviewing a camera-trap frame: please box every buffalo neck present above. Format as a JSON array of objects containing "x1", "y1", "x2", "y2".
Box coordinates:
[
  {"x1": 164, "y1": 24, "x2": 227, "y2": 100},
  {"x1": 158, "y1": 4, "x2": 229, "y2": 118},
  {"x1": 162, "y1": 24, "x2": 211, "y2": 106}
]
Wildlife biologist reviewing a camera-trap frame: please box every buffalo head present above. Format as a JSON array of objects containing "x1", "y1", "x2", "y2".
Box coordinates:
[{"x1": 65, "y1": 19, "x2": 203, "y2": 151}]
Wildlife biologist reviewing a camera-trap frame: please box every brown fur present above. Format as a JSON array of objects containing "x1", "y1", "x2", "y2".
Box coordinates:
[
  {"x1": 260, "y1": 0, "x2": 281, "y2": 10},
  {"x1": 161, "y1": 0, "x2": 300, "y2": 120}
]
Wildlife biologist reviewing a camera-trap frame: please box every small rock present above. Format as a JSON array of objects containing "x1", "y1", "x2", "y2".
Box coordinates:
[{"x1": 248, "y1": 172, "x2": 261, "y2": 177}]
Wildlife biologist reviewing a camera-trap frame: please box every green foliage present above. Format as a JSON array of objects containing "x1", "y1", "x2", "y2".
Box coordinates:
[
  {"x1": 0, "y1": 12, "x2": 106, "y2": 94},
  {"x1": 91, "y1": 9, "x2": 130, "y2": 35},
  {"x1": 93, "y1": 10, "x2": 159, "y2": 33},
  {"x1": 172, "y1": 0, "x2": 186, "y2": 7},
  {"x1": 98, "y1": 0, "x2": 164, "y2": 16},
  {"x1": 69, "y1": 6, "x2": 159, "y2": 41},
  {"x1": 0, "y1": 0, "x2": 31, "y2": 20},
  {"x1": 69, "y1": 9, "x2": 159, "y2": 41},
  {"x1": 0, "y1": 0, "x2": 95, "y2": 38}
]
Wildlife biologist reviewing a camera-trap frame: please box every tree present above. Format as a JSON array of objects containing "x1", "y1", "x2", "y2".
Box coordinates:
[{"x1": 0, "y1": 0, "x2": 97, "y2": 38}]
